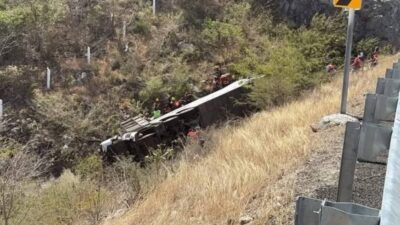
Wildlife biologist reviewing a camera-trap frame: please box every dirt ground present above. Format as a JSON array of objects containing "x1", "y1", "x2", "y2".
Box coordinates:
[
  {"x1": 239, "y1": 86, "x2": 387, "y2": 225},
  {"x1": 293, "y1": 91, "x2": 386, "y2": 211}
]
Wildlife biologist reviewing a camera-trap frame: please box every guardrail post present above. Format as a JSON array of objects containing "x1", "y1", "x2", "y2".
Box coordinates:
[{"x1": 337, "y1": 122, "x2": 361, "y2": 202}]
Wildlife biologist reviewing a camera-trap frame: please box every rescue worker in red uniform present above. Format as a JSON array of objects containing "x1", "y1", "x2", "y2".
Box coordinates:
[
  {"x1": 352, "y1": 54, "x2": 363, "y2": 72},
  {"x1": 370, "y1": 47, "x2": 380, "y2": 67},
  {"x1": 187, "y1": 128, "x2": 200, "y2": 140},
  {"x1": 326, "y1": 63, "x2": 337, "y2": 74},
  {"x1": 169, "y1": 96, "x2": 182, "y2": 110}
]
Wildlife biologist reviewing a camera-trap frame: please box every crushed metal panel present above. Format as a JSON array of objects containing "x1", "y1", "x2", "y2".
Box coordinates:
[
  {"x1": 376, "y1": 78, "x2": 385, "y2": 95},
  {"x1": 121, "y1": 116, "x2": 151, "y2": 133},
  {"x1": 357, "y1": 122, "x2": 392, "y2": 164},
  {"x1": 295, "y1": 197, "x2": 321, "y2": 225},
  {"x1": 151, "y1": 78, "x2": 251, "y2": 124},
  {"x1": 101, "y1": 78, "x2": 252, "y2": 161},
  {"x1": 320, "y1": 204, "x2": 380, "y2": 225}
]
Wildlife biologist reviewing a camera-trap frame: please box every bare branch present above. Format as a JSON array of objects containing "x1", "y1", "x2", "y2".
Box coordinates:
[
  {"x1": 0, "y1": 32, "x2": 18, "y2": 57},
  {"x1": 0, "y1": 152, "x2": 45, "y2": 225}
]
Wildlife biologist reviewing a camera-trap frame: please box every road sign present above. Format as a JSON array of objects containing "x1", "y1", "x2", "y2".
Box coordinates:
[{"x1": 333, "y1": 0, "x2": 362, "y2": 10}]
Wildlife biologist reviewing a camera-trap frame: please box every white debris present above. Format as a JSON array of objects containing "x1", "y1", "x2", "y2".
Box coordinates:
[{"x1": 311, "y1": 114, "x2": 359, "y2": 132}]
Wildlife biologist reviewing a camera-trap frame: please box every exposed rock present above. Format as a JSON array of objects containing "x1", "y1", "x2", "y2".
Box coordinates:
[
  {"x1": 258, "y1": 0, "x2": 400, "y2": 47},
  {"x1": 178, "y1": 42, "x2": 195, "y2": 53},
  {"x1": 311, "y1": 113, "x2": 359, "y2": 132},
  {"x1": 239, "y1": 215, "x2": 253, "y2": 225}
]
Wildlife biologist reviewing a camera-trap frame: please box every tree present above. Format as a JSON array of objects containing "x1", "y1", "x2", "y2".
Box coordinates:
[
  {"x1": 0, "y1": 32, "x2": 17, "y2": 58},
  {"x1": 109, "y1": 157, "x2": 141, "y2": 208},
  {"x1": 0, "y1": 151, "x2": 44, "y2": 225}
]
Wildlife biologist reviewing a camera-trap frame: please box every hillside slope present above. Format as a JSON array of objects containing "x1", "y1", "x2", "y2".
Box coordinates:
[
  {"x1": 106, "y1": 56, "x2": 398, "y2": 225},
  {"x1": 1, "y1": 1, "x2": 398, "y2": 224}
]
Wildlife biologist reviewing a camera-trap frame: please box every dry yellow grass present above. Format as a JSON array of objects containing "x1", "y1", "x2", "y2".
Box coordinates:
[{"x1": 106, "y1": 55, "x2": 398, "y2": 225}]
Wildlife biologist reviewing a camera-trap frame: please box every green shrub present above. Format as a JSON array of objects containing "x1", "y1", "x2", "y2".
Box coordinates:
[
  {"x1": 74, "y1": 155, "x2": 103, "y2": 179},
  {"x1": 131, "y1": 19, "x2": 152, "y2": 37},
  {"x1": 33, "y1": 91, "x2": 130, "y2": 170},
  {"x1": 25, "y1": 170, "x2": 112, "y2": 225},
  {"x1": 382, "y1": 43, "x2": 396, "y2": 54},
  {"x1": 0, "y1": 66, "x2": 35, "y2": 107},
  {"x1": 139, "y1": 58, "x2": 194, "y2": 107},
  {"x1": 0, "y1": 138, "x2": 21, "y2": 158},
  {"x1": 248, "y1": 41, "x2": 309, "y2": 107},
  {"x1": 201, "y1": 19, "x2": 244, "y2": 62},
  {"x1": 226, "y1": 13, "x2": 347, "y2": 109},
  {"x1": 355, "y1": 37, "x2": 380, "y2": 56},
  {"x1": 139, "y1": 76, "x2": 165, "y2": 103},
  {"x1": 293, "y1": 14, "x2": 346, "y2": 71},
  {"x1": 178, "y1": 0, "x2": 226, "y2": 27}
]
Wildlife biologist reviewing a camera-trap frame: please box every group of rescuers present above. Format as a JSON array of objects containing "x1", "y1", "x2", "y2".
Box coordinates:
[
  {"x1": 149, "y1": 47, "x2": 380, "y2": 139},
  {"x1": 150, "y1": 64, "x2": 235, "y2": 140},
  {"x1": 326, "y1": 46, "x2": 380, "y2": 75},
  {"x1": 151, "y1": 64, "x2": 234, "y2": 118}
]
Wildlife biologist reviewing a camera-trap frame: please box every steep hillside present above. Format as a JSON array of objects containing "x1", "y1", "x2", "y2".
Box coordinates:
[
  {"x1": 1, "y1": 0, "x2": 354, "y2": 176},
  {"x1": 105, "y1": 57, "x2": 398, "y2": 225},
  {"x1": 0, "y1": 0, "x2": 398, "y2": 224}
]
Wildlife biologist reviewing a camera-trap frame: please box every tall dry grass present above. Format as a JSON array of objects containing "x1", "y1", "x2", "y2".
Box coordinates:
[{"x1": 106, "y1": 56, "x2": 398, "y2": 225}]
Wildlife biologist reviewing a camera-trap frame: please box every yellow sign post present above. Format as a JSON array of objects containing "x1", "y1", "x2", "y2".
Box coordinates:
[
  {"x1": 333, "y1": 0, "x2": 362, "y2": 10},
  {"x1": 333, "y1": 0, "x2": 362, "y2": 114}
]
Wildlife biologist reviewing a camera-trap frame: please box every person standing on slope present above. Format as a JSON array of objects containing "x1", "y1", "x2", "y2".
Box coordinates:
[
  {"x1": 326, "y1": 63, "x2": 337, "y2": 75},
  {"x1": 352, "y1": 53, "x2": 363, "y2": 72},
  {"x1": 370, "y1": 46, "x2": 380, "y2": 68}
]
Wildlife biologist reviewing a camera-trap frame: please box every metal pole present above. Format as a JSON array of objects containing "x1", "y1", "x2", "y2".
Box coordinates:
[
  {"x1": 122, "y1": 21, "x2": 129, "y2": 52},
  {"x1": 153, "y1": 0, "x2": 156, "y2": 16},
  {"x1": 122, "y1": 20, "x2": 126, "y2": 41},
  {"x1": 0, "y1": 99, "x2": 3, "y2": 120},
  {"x1": 46, "y1": 67, "x2": 51, "y2": 89},
  {"x1": 87, "y1": 47, "x2": 91, "y2": 65},
  {"x1": 381, "y1": 92, "x2": 400, "y2": 225},
  {"x1": 340, "y1": 9, "x2": 356, "y2": 114}
]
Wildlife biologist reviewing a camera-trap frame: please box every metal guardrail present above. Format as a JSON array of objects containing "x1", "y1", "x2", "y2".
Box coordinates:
[
  {"x1": 295, "y1": 61, "x2": 400, "y2": 225},
  {"x1": 376, "y1": 78, "x2": 400, "y2": 97},
  {"x1": 295, "y1": 197, "x2": 380, "y2": 225},
  {"x1": 357, "y1": 122, "x2": 392, "y2": 164},
  {"x1": 381, "y1": 92, "x2": 400, "y2": 225},
  {"x1": 363, "y1": 94, "x2": 398, "y2": 123}
]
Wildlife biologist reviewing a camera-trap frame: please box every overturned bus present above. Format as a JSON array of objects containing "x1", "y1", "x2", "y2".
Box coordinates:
[{"x1": 100, "y1": 78, "x2": 252, "y2": 162}]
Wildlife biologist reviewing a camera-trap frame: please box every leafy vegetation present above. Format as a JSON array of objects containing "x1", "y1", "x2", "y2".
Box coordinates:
[{"x1": 0, "y1": 0, "x2": 394, "y2": 224}]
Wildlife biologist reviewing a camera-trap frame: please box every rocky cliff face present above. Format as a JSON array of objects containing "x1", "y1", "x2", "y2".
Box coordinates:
[
  {"x1": 266, "y1": 0, "x2": 400, "y2": 47},
  {"x1": 360, "y1": 0, "x2": 400, "y2": 47}
]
